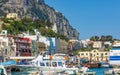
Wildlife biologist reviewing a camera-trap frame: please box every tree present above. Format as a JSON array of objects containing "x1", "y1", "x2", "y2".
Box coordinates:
[
  {"x1": 1, "y1": 18, "x2": 69, "y2": 41},
  {"x1": 22, "y1": 17, "x2": 33, "y2": 23},
  {"x1": 90, "y1": 36, "x2": 99, "y2": 41},
  {"x1": 90, "y1": 36, "x2": 95, "y2": 41},
  {"x1": 100, "y1": 35, "x2": 106, "y2": 42},
  {"x1": 106, "y1": 35, "x2": 113, "y2": 42},
  {"x1": 104, "y1": 44, "x2": 110, "y2": 48}
]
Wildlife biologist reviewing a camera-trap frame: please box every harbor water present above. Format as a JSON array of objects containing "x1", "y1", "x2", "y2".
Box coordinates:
[
  {"x1": 11, "y1": 68, "x2": 110, "y2": 75},
  {"x1": 89, "y1": 67, "x2": 110, "y2": 75}
]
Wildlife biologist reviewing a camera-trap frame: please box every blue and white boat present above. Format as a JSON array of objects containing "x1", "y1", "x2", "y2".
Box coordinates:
[{"x1": 109, "y1": 43, "x2": 120, "y2": 65}]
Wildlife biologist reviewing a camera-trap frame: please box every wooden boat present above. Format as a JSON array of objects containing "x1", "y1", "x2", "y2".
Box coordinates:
[{"x1": 88, "y1": 63, "x2": 99, "y2": 68}]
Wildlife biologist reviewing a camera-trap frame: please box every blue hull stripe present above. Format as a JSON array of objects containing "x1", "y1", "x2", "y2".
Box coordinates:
[
  {"x1": 109, "y1": 56, "x2": 120, "y2": 60},
  {"x1": 110, "y1": 56, "x2": 120, "y2": 58},
  {"x1": 110, "y1": 59, "x2": 120, "y2": 60},
  {"x1": 111, "y1": 48, "x2": 120, "y2": 50}
]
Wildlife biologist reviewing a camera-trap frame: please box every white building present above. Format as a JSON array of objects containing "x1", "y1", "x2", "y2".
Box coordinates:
[
  {"x1": 93, "y1": 41, "x2": 102, "y2": 48},
  {"x1": 23, "y1": 32, "x2": 56, "y2": 54},
  {"x1": 104, "y1": 41, "x2": 112, "y2": 46},
  {"x1": 0, "y1": 35, "x2": 16, "y2": 60},
  {"x1": 80, "y1": 40, "x2": 88, "y2": 48},
  {"x1": 6, "y1": 13, "x2": 18, "y2": 19}
]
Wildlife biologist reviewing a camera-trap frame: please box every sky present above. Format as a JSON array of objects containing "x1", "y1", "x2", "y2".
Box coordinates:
[{"x1": 45, "y1": 0, "x2": 120, "y2": 40}]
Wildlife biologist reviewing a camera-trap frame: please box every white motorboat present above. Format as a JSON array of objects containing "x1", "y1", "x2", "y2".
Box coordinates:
[
  {"x1": 101, "y1": 63, "x2": 110, "y2": 68},
  {"x1": 15, "y1": 54, "x2": 78, "y2": 75},
  {"x1": 35, "y1": 59, "x2": 78, "y2": 74},
  {"x1": 109, "y1": 43, "x2": 120, "y2": 65}
]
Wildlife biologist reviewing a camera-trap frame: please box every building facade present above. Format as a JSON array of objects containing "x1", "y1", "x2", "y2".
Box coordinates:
[
  {"x1": 78, "y1": 49, "x2": 109, "y2": 62},
  {"x1": 6, "y1": 13, "x2": 18, "y2": 19},
  {"x1": 93, "y1": 41, "x2": 102, "y2": 48},
  {"x1": 0, "y1": 35, "x2": 16, "y2": 61}
]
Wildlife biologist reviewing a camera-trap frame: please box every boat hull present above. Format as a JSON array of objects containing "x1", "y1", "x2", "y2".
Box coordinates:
[{"x1": 14, "y1": 65, "x2": 78, "y2": 75}]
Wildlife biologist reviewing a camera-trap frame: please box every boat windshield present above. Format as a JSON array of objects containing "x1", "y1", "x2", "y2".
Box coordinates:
[
  {"x1": 40, "y1": 62, "x2": 45, "y2": 66},
  {"x1": 58, "y1": 62, "x2": 63, "y2": 67},
  {"x1": 46, "y1": 62, "x2": 51, "y2": 66},
  {"x1": 52, "y1": 62, "x2": 57, "y2": 67}
]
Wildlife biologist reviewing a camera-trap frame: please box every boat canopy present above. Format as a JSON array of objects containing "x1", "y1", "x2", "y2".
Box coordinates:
[{"x1": 10, "y1": 56, "x2": 35, "y2": 59}]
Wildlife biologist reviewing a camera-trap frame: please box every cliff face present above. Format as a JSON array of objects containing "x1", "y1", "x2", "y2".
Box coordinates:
[{"x1": 0, "y1": 0, "x2": 79, "y2": 40}]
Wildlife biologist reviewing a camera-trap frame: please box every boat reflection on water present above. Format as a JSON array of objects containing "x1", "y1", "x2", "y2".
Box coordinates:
[{"x1": 11, "y1": 66, "x2": 41, "y2": 75}]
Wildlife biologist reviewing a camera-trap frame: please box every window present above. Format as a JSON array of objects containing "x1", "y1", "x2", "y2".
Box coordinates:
[
  {"x1": 40, "y1": 62, "x2": 45, "y2": 66},
  {"x1": 52, "y1": 62, "x2": 57, "y2": 67},
  {"x1": 81, "y1": 53, "x2": 84, "y2": 55},
  {"x1": 2, "y1": 42, "x2": 6, "y2": 46},
  {"x1": 90, "y1": 53, "x2": 92, "y2": 56},
  {"x1": 97, "y1": 53, "x2": 99, "y2": 55},
  {"x1": 5, "y1": 49, "x2": 7, "y2": 55},
  {"x1": 46, "y1": 62, "x2": 51, "y2": 66},
  {"x1": 105, "y1": 53, "x2": 108, "y2": 55},
  {"x1": 86, "y1": 53, "x2": 88, "y2": 55},
  {"x1": 58, "y1": 62, "x2": 62, "y2": 67}
]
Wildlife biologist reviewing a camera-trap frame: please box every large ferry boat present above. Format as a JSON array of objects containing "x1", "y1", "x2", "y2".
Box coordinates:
[{"x1": 103, "y1": 43, "x2": 120, "y2": 75}]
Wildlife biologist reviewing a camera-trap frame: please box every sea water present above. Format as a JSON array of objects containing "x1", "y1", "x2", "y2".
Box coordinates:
[
  {"x1": 88, "y1": 67, "x2": 110, "y2": 75},
  {"x1": 12, "y1": 72, "x2": 30, "y2": 75},
  {"x1": 11, "y1": 68, "x2": 110, "y2": 75}
]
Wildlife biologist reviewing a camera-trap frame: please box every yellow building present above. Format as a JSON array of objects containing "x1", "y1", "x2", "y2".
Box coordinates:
[
  {"x1": 78, "y1": 49, "x2": 109, "y2": 62},
  {"x1": 113, "y1": 41, "x2": 120, "y2": 45}
]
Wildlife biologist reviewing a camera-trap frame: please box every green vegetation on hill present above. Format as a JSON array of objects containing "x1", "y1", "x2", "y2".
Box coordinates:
[
  {"x1": 1, "y1": 18, "x2": 69, "y2": 41},
  {"x1": 90, "y1": 35, "x2": 114, "y2": 42}
]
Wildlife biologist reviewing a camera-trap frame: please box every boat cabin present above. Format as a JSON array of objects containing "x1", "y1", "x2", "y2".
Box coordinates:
[{"x1": 39, "y1": 60, "x2": 66, "y2": 68}]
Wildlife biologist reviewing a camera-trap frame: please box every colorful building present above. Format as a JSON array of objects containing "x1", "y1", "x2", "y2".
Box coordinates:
[{"x1": 13, "y1": 37, "x2": 32, "y2": 56}]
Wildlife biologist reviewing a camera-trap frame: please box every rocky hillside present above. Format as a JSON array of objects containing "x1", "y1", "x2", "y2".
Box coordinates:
[{"x1": 0, "y1": 0, "x2": 79, "y2": 40}]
